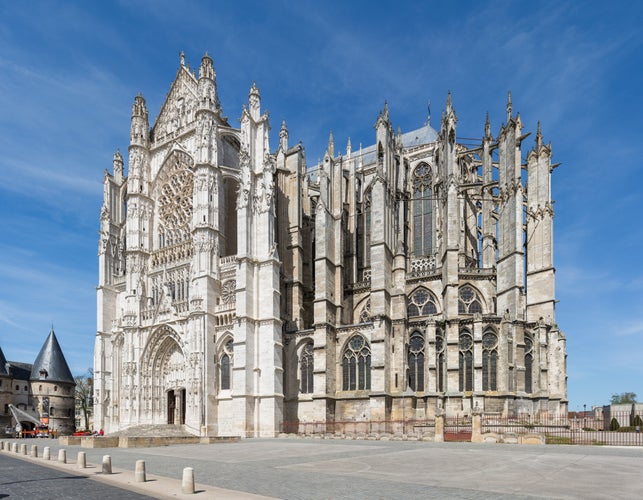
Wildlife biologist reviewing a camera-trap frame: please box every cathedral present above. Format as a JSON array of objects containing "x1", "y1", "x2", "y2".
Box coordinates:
[{"x1": 94, "y1": 52, "x2": 567, "y2": 437}]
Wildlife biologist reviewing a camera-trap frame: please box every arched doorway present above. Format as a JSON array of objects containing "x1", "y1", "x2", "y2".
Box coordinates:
[{"x1": 142, "y1": 326, "x2": 188, "y2": 425}]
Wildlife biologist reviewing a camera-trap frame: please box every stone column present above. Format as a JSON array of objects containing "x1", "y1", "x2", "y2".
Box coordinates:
[{"x1": 471, "y1": 405, "x2": 483, "y2": 443}]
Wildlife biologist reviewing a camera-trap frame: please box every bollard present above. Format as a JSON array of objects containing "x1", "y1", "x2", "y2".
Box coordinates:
[
  {"x1": 0, "y1": 441, "x2": 4, "y2": 450},
  {"x1": 135, "y1": 460, "x2": 146, "y2": 482},
  {"x1": 12, "y1": 443, "x2": 18, "y2": 453},
  {"x1": 43, "y1": 446, "x2": 51, "y2": 460},
  {"x1": 31, "y1": 445, "x2": 38, "y2": 458},
  {"x1": 58, "y1": 449, "x2": 66, "y2": 464},
  {"x1": 77, "y1": 451, "x2": 86, "y2": 469},
  {"x1": 102, "y1": 455, "x2": 112, "y2": 474},
  {"x1": 182, "y1": 467, "x2": 195, "y2": 494},
  {"x1": 20, "y1": 443, "x2": 27, "y2": 455}
]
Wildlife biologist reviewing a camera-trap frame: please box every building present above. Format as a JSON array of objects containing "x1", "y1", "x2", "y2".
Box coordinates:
[
  {"x1": 0, "y1": 330, "x2": 76, "y2": 435},
  {"x1": 94, "y1": 52, "x2": 567, "y2": 438}
]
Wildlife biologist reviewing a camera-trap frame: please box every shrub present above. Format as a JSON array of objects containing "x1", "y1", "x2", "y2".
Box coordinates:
[
  {"x1": 610, "y1": 418, "x2": 620, "y2": 431},
  {"x1": 632, "y1": 415, "x2": 642, "y2": 427}
]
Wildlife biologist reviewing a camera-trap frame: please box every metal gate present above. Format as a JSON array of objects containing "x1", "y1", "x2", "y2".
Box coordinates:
[{"x1": 445, "y1": 416, "x2": 472, "y2": 442}]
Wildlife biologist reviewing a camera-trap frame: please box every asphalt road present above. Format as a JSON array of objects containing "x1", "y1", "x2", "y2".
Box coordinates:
[{"x1": 0, "y1": 453, "x2": 152, "y2": 499}]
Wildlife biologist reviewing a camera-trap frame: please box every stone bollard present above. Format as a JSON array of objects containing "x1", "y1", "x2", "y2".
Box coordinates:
[
  {"x1": 31, "y1": 445, "x2": 38, "y2": 458},
  {"x1": 11, "y1": 442, "x2": 17, "y2": 453},
  {"x1": 135, "y1": 460, "x2": 146, "y2": 482},
  {"x1": 58, "y1": 449, "x2": 67, "y2": 464},
  {"x1": 20, "y1": 443, "x2": 27, "y2": 455},
  {"x1": 77, "y1": 451, "x2": 86, "y2": 469},
  {"x1": 182, "y1": 467, "x2": 195, "y2": 494},
  {"x1": 43, "y1": 446, "x2": 51, "y2": 460},
  {"x1": 102, "y1": 455, "x2": 112, "y2": 474},
  {"x1": 471, "y1": 407, "x2": 483, "y2": 443},
  {"x1": 0, "y1": 441, "x2": 4, "y2": 450}
]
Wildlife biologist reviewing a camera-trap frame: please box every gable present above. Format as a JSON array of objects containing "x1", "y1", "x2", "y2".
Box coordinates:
[{"x1": 151, "y1": 67, "x2": 199, "y2": 144}]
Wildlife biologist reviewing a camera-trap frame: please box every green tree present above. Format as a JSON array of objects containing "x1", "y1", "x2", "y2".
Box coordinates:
[
  {"x1": 610, "y1": 392, "x2": 637, "y2": 405},
  {"x1": 74, "y1": 368, "x2": 93, "y2": 431},
  {"x1": 609, "y1": 417, "x2": 620, "y2": 431}
]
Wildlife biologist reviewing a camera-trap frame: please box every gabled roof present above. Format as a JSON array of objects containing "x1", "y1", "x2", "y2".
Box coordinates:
[
  {"x1": 29, "y1": 330, "x2": 74, "y2": 384},
  {"x1": 0, "y1": 346, "x2": 8, "y2": 376}
]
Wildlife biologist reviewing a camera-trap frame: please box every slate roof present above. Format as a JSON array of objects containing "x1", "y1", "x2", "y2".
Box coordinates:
[
  {"x1": 0, "y1": 346, "x2": 8, "y2": 376},
  {"x1": 7, "y1": 362, "x2": 32, "y2": 381},
  {"x1": 29, "y1": 330, "x2": 74, "y2": 384}
]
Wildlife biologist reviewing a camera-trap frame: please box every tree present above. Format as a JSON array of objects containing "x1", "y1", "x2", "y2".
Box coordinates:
[
  {"x1": 610, "y1": 392, "x2": 637, "y2": 405},
  {"x1": 74, "y1": 368, "x2": 93, "y2": 431}
]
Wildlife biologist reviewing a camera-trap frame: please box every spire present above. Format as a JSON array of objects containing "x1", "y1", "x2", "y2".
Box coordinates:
[
  {"x1": 199, "y1": 51, "x2": 214, "y2": 80},
  {"x1": 0, "y1": 346, "x2": 8, "y2": 376},
  {"x1": 327, "y1": 129, "x2": 334, "y2": 157},
  {"x1": 485, "y1": 112, "x2": 491, "y2": 139},
  {"x1": 279, "y1": 120, "x2": 288, "y2": 151},
  {"x1": 113, "y1": 150, "x2": 124, "y2": 179},
  {"x1": 536, "y1": 120, "x2": 543, "y2": 150},
  {"x1": 506, "y1": 90, "x2": 513, "y2": 121},
  {"x1": 427, "y1": 99, "x2": 431, "y2": 126},
  {"x1": 346, "y1": 137, "x2": 352, "y2": 158},
  {"x1": 29, "y1": 329, "x2": 74, "y2": 384},
  {"x1": 248, "y1": 82, "x2": 261, "y2": 120},
  {"x1": 446, "y1": 91, "x2": 453, "y2": 112},
  {"x1": 383, "y1": 100, "x2": 389, "y2": 120},
  {"x1": 180, "y1": 51, "x2": 185, "y2": 67}
]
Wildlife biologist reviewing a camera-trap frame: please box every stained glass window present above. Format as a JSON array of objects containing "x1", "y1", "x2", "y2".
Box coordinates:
[
  {"x1": 459, "y1": 332, "x2": 474, "y2": 392},
  {"x1": 342, "y1": 335, "x2": 371, "y2": 390},
  {"x1": 407, "y1": 288, "x2": 438, "y2": 317},
  {"x1": 300, "y1": 343, "x2": 314, "y2": 394},
  {"x1": 408, "y1": 332, "x2": 425, "y2": 392},
  {"x1": 458, "y1": 285, "x2": 483, "y2": 314},
  {"x1": 412, "y1": 163, "x2": 433, "y2": 257},
  {"x1": 482, "y1": 331, "x2": 498, "y2": 391}
]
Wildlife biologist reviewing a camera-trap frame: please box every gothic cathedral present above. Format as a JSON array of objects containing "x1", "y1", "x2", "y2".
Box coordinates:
[{"x1": 94, "y1": 52, "x2": 567, "y2": 437}]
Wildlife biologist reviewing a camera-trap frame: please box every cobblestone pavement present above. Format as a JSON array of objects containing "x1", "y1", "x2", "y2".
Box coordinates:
[
  {"x1": 2, "y1": 437, "x2": 643, "y2": 499},
  {"x1": 0, "y1": 453, "x2": 151, "y2": 499}
]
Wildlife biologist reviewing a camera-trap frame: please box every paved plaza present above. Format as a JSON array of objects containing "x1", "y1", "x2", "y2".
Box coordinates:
[{"x1": 1, "y1": 437, "x2": 642, "y2": 499}]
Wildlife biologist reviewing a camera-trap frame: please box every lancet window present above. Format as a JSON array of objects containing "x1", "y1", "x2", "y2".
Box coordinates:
[
  {"x1": 356, "y1": 190, "x2": 372, "y2": 270},
  {"x1": 459, "y1": 331, "x2": 474, "y2": 392},
  {"x1": 436, "y1": 332, "x2": 446, "y2": 392},
  {"x1": 458, "y1": 285, "x2": 483, "y2": 314},
  {"x1": 220, "y1": 339, "x2": 233, "y2": 391},
  {"x1": 524, "y1": 335, "x2": 533, "y2": 393},
  {"x1": 407, "y1": 287, "x2": 437, "y2": 317},
  {"x1": 300, "y1": 343, "x2": 314, "y2": 394},
  {"x1": 482, "y1": 331, "x2": 498, "y2": 391},
  {"x1": 342, "y1": 335, "x2": 371, "y2": 391},
  {"x1": 412, "y1": 163, "x2": 433, "y2": 257},
  {"x1": 408, "y1": 331, "x2": 425, "y2": 392}
]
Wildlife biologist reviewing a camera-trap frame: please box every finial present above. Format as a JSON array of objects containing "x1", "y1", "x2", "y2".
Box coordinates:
[
  {"x1": 180, "y1": 51, "x2": 185, "y2": 66},
  {"x1": 427, "y1": 99, "x2": 431, "y2": 126},
  {"x1": 536, "y1": 120, "x2": 543, "y2": 149},
  {"x1": 485, "y1": 112, "x2": 491, "y2": 138},
  {"x1": 347, "y1": 137, "x2": 352, "y2": 157},
  {"x1": 383, "y1": 101, "x2": 389, "y2": 119},
  {"x1": 506, "y1": 90, "x2": 512, "y2": 121},
  {"x1": 327, "y1": 129, "x2": 334, "y2": 157},
  {"x1": 446, "y1": 91, "x2": 452, "y2": 110}
]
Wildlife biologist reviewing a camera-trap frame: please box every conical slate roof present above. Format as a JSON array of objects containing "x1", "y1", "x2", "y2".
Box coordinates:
[
  {"x1": 29, "y1": 329, "x2": 74, "y2": 384},
  {"x1": 0, "y1": 346, "x2": 8, "y2": 376}
]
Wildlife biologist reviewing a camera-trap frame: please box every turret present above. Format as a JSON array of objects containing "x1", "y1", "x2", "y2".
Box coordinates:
[
  {"x1": 197, "y1": 51, "x2": 220, "y2": 113},
  {"x1": 130, "y1": 94, "x2": 149, "y2": 148}
]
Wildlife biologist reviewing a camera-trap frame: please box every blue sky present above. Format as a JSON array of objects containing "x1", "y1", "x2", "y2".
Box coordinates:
[{"x1": 0, "y1": 1, "x2": 641, "y2": 410}]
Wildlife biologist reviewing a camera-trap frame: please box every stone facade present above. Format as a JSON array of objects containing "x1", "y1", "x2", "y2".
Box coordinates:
[{"x1": 94, "y1": 53, "x2": 567, "y2": 438}]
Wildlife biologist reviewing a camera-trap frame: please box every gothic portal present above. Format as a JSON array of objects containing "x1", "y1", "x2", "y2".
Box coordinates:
[{"x1": 94, "y1": 52, "x2": 567, "y2": 437}]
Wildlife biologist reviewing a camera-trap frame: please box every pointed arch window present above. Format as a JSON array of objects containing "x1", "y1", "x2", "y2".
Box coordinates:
[
  {"x1": 412, "y1": 163, "x2": 433, "y2": 257},
  {"x1": 342, "y1": 335, "x2": 371, "y2": 390},
  {"x1": 408, "y1": 331, "x2": 425, "y2": 392},
  {"x1": 300, "y1": 343, "x2": 314, "y2": 394},
  {"x1": 524, "y1": 335, "x2": 533, "y2": 394},
  {"x1": 436, "y1": 332, "x2": 446, "y2": 392},
  {"x1": 458, "y1": 285, "x2": 483, "y2": 314},
  {"x1": 220, "y1": 340, "x2": 233, "y2": 391},
  {"x1": 459, "y1": 331, "x2": 474, "y2": 392},
  {"x1": 407, "y1": 288, "x2": 437, "y2": 317},
  {"x1": 357, "y1": 190, "x2": 372, "y2": 270},
  {"x1": 358, "y1": 299, "x2": 371, "y2": 323},
  {"x1": 482, "y1": 331, "x2": 498, "y2": 391}
]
